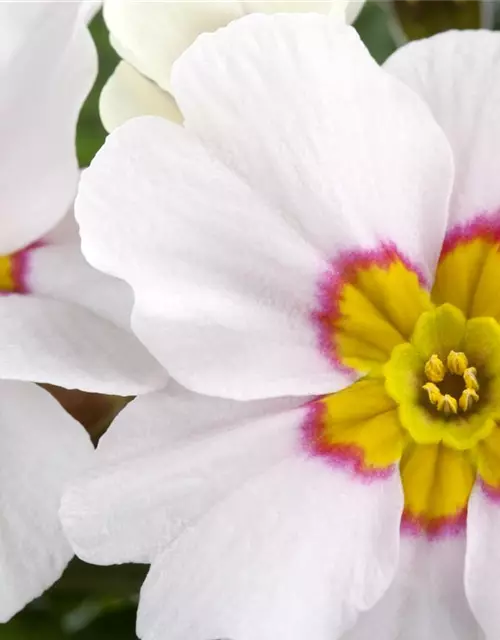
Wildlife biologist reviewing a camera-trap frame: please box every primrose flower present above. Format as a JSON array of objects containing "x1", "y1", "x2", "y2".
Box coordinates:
[
  {"x1": 99, "y1": 0, "x2": 364, "y2": 130},
  {"x1": 64, "y1": 15, "x2": 500, "y2": 640},
  {"x1": 0, "y1": 1, "x2": 166, "y2": 620}
]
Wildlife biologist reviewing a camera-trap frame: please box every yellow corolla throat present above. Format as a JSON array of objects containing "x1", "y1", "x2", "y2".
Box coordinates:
[
  {"x1": 307, "y1": 226, "x2": 500, "y2": 539},
  {"x1": 0, "y1": 246, "x2": 34, "y2": 294}
]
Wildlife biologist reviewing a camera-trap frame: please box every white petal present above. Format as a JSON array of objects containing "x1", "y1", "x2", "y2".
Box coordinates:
[
  {"x1": 344, "y1": 535, "x2": 483, "y2": 640},
  {"x1": 0, "y1": 295, "x2": 167, "y2": 395},
  {"x1": 465, "y1": 482, "x2": 500, "y2": 639},
  {"x1": 103, "y1": 0, "x2": 244, "y2": 93},
  {"x1": 0, "y1": 381, "x2": 93, "y2": 621},
  {"x1": 61, "y1": 384, "x2": 304, "y2": 565},
  {"x1": 99, "y1": 61, "x2": 182, "y2": 132},
  {"x1": 137, "y1": 455, "x2": 403, "y2": 640},
  {"x1": 172, "y1": 14, "x2": 453, "y2": 275},
  {"x1": 76, "y1": 117, "x2": 348, "y2": 400},
  {"x1": 0, "y1": 2, "x2": 96, "y2": 254},
  {"x1": 29, "y1": 212, "x2": 137, "y2": 331},
  {"x1": 384, "y1": 30, "x2": 500, "y2": 229}
]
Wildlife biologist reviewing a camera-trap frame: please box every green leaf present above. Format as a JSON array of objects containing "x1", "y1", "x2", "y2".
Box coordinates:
[{"x1": 77, "y1": 11, "x2": 119, "y2": 167}]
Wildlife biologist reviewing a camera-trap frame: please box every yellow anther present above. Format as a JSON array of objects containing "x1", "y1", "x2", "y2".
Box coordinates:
[
  {"x1": 447, "y1": 351, "x2": 469, "y2": 376},
  {"x1": 463, "y1": 367, "x2": 479, "y2": 391},
  {"x1": 459, "y1": 388, "x2": 479, "y2": 412},
  {"x1": 437, "y1": 394, "x2": 458, "y2": 415},
  {"x1": 422, "y1": 382, "x2": 443, "y2": 406},
  {"x1": 424, "y1": 354, "x2": 446, "y2": 383}
]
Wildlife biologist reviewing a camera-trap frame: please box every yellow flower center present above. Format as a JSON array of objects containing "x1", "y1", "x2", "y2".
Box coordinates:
[{"x1": 308, "y1": 227, "x2": 500, "y2": 538}]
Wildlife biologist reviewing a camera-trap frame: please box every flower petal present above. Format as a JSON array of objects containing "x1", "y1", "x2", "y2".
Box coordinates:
[
  {"x1": 61, "y1": 384, "x2": 303, "y2": 565},
  {"x1": 0, "y1": 2, "x2": 96, "y2": 253},
  {"x1": 137, "y1": 456, "x2": 403, "y2": 640},
  {"x1": 28, "y1": 213, "x2": 138, "y2": 331},
  {"x1": 0, "y1": 381, "x2": 93, "y2": 621},
  {"x1": 103, "y1": 0, "x2": 244, "y2": 93},
  {"x1": 345, "y1": 536, "x2": 482, "y2": 640},
  {"x1": 100, "y1": 61, "x2": 182, "y2": 132},
  {"x1": 465, "y1": 480, "x2": 500, "y2": 639},
  {"x1": 0, "y1": 295, "x2": 167, "y2": 394},
  {"x1": 76, "y1": 118, "x2": 347, "y2": 399},
  {"x1": 172, "y1": 14, "x2": 453, "y2": 276},
  {"x1": 385, "y1": 30, "x2": 500, "y2": 230}
]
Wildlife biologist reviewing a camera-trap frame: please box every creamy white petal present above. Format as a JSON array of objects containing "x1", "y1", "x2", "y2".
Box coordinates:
[
  {"x1": 100, "y1": 61, "x2": 182, "y2": 132},
  {"x1": 172, "y1": 14, "x2": 453, "y2": 275},
  {"x1": 0, "y1": 296, "x2": 167, "y2": 394},
  {"x1": 103, "y1": 0, "x2": 243, "y2": 93},
  {"x1": 465, "y1": 482, "x2": 500, "y2": 640},
  {"x1": 137, "y1": 455, "x2": 403, "y2": 640},
  {"x1": 100, "y1": 1, "x2": 361, "y2": 129},
  {"x1": 239, "y1": 0, "x2": 355, "y2": 18},
  {"x1": 0, "y1": 381, "x2": 93, "y2": 621},
  {"x1": 385, "y1": 30, "x2": 500, "y2": 230},
  {"x1": 344, "y1": 535, "x2": 483, "y2": 640},
  {"x1": 61, "y1": 385, "x2": 304, "y2": 564},
  {"x1": 80, "y1": 1, "x2": 102, "y2": 24},
  {"x1": 345, "y1": 0, "x2": 365, "y2": 23},
  {"x1": 76, "y1": 117, "x2": 349, "y2": 400},
  {"x1": 0, "y1": 2, "x2": 96, "y2": 254}
]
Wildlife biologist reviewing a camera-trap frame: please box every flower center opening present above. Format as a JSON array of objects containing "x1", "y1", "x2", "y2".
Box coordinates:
[{"x1": 422, "y1": 351, "x2": 480, "y2": 415}]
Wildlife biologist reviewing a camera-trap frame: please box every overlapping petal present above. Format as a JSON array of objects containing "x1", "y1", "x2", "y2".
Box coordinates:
[
  {"x1": 136, "y1": 455, "x2": 402, "y2": 640},
  {"x1": 172, "y1": 14, "x2": 453, "y2": 273},
  {"x1": 100, "y1": 61, "x2": 182, "y2": 132},
  {"x1": 76, "y1": 118, "x2": 343, "y2": 399},
  {"x1": 103, "y1": 0, "x2": 244, "y2": 94},
  {"x1": 345, "y1": 536, "x2": 483, "y2": 640},
  {"x1": 0, "y1": 381, "x2": 93, "y2": 621},
  {"x1": 0, "y1": 296, "x2": 167, "y2": 395},
  {"x1": 77, "y1": 15, "x2": 454, "y2": 399},
  {"x1": 61, "y1": 385, "x2": 304, "y2": 564}
]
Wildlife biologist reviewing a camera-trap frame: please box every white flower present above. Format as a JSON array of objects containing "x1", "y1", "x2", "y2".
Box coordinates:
[
  {"x1": 99, "y1": 0, "x2": 364, "y2": 131},
  {"x1": 0, "y1": 0, "x2": 167, "y2": 620},
  {"x1": 63, "y1": 14, "x2": 500, "y2": 640}
]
